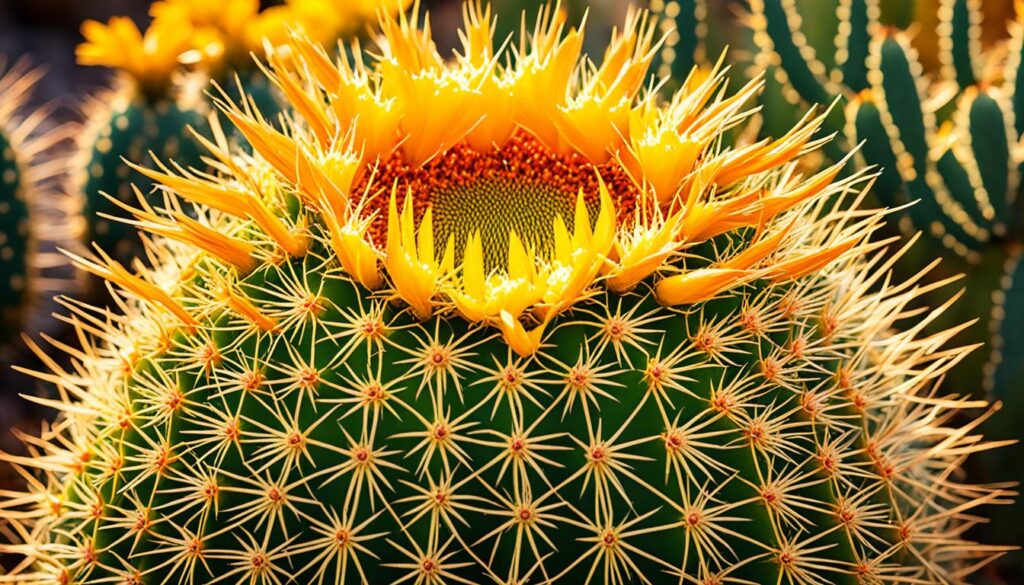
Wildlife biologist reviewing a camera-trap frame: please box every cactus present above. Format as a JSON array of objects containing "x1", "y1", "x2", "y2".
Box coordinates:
[
  {"x1": 0, "y1": 4, "x2": 1013, "y2": 584},
  {"x1": 73, "y1": 15, "x2": 211, "y2": 267},
  {"x1": 649, "y1": 0, "x2": 707, "y2": 85},
  {"x1": 747, "y1": 0, "x2": 1024, "y2": 573},
  {"x1": 745, "y1": 0, "x2": 1021, "y2": 260},
  {"x1": 0, "y1": 66, "x2": 34, "y2": 345},
  {"x1": 0, "y1": 61, "x2": 67, "y2": 352},
  {"x1": 76, "y1": 91, "x2": 209, "y2": 265}
]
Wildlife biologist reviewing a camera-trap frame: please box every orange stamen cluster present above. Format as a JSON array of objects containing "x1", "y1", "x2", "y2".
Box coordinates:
[{"x1": 355, "y1": 131, "x2": 639, "y2": 246}]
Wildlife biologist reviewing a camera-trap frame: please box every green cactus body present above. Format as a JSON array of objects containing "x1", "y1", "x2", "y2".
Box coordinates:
[
  {"x1": 837, "y1": 0, "x2": 875, "y2": 92},
  {"x1": 941, "y1": 0, "x2": 981, "y2": 89},
  {"x1": 7, "y1": 241, "x2": 991, "y2": 585},
  {"x1": 751, "y1": 0, "x2": 837, "y2": 109},
  {"x1": 751, "y1": 0, "x2": 1011, "y2": 259},
  {"x1": 990, "y1": 248, "x2": 1024, "y2": 400},
  {"x1": 857, "y1": 32, "x2": 992, "y2": 257},
  {"x1": 0, "y1": 120, "x2": 30, "y2": 342},
  {"x1": 78, "y1": 89, "x2": 208, "y2": 265},
  {"x1": 0, "y1": 5, "x2": 1011, "y2": 585},
  {"x1": 748, "y1": 0, "x2": 850, "y2": 161}
]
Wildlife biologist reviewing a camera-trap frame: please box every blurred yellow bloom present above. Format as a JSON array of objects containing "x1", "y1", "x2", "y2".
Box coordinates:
[
  {"x1": 82, "y1": 0, "x2": 411, "y2": 83},
  {"x1": 76, "y1": 16, "x2": 193, "y2": 93}
]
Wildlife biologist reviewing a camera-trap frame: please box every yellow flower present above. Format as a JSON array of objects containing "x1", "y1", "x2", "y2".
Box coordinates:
[
  {"x1": 244, "y1": 4, "x2": 335, "y2": 52},
  {"x1": 602, "y1": 198, "x2": 682, "y2": 293},
  {"x1": 151, "y1": 0, "x2": 258, "y2": 38},
  {"x1": 285, "y1": 0, "x2": 412, "y2": 40},
  {"x1": 539, "y1": 186, "x2": 616, "y2": 313},
  {"x1": 137, "y1": 3, "x2": 870, "y2": 354},
  {"x1": 76, "y1": 16, "x2": 194, "y2": 93},
  {"x1": 450, "y1": 230, "x2": 542, "y2": 324}
]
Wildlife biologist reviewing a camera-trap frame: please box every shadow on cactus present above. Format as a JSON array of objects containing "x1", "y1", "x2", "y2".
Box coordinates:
[{"x1": 0, "y1": 3, "x2": 1014, "y2": 584}]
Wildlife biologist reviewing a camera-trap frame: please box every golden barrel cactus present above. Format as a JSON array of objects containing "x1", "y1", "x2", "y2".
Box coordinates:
[{"x1": 0, "y1": 3, "x2": 1012, "y2": 584}]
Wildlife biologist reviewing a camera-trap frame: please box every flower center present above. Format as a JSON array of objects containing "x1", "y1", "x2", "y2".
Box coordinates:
[
  {"x1": 358, "y1": 131, "x2": 637, "y2": 271},
  {"x1": 431, "y1": 177, "x2": 580, "y2": 269}
]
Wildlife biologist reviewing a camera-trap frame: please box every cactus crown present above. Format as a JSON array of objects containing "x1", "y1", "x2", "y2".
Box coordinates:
[
  {"x1": 0, "y1": 3, "x2": 1013, "y2": 585},
  {"x1": 107, "y1": 2, "x2": 878, "y2": 358}
]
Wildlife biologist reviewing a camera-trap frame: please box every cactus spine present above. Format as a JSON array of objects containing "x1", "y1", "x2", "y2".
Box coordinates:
[{"x1": 0, "y1": 4, "x2": 1012, "y2": 584}]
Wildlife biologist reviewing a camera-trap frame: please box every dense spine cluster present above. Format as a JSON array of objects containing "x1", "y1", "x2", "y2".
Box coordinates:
[
  {"x1": 2, "y1": 221, "x2": 1010, "y2": 584},
  {"x1": 0, "y1": 3, "x2": 1013, "y2": 584}
]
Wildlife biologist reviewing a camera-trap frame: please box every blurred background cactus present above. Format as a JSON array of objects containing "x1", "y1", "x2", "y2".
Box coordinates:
[
  {"x1": 0, "y1": 60, "x2": 71, "y2": 355},
  {"x1": 72, "y1": 12, "x2": 212, "y2": 267},
  {"x1": 0, "y1": 58, "x2": 76, "y2": 502},
  {"x1": 696, "y1": 0, "x2": 1024, "y2": 576},
  {"x1": 71, "y1": 0, "x2": 410, "y2": 268},
  {"x1": 0, "y1": 63, "x2": 39, "y2": 350}
]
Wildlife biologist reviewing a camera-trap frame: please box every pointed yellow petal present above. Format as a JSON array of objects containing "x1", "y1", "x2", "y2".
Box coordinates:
[
  {"x1": 553, "y1": 215, "x2": 572, "y2": 262},
  {"x1": 655, "y1": 268, "x2": 750, "y2": 306},
  {"x1": 386, "y1": 186, "x2": 402, "y2": 258},
  {"x1": 68, "y1": 248, "x2": 196, "y2": 329},
  {"x1": 498, "y1": 311, "x2": 548, "y2": 358},
  {"x1": 266, "y1": 52, "x2": 333, "y2": 148},
  {"x1": 720, "y1": 218, "x2": 796, "y2": 270},
  {"x1": 592, "y1": 176, "x2": 616, "y2": 254},
  {"x1": 572, "y1": 188, "x2": 592, "y2": 246},
  {"x1": 117, "y1": 186, "x2": 256, "y2": 273},
  {"x1": 221, "y1": 283, "x2": 278, "y2": 332},
  {"x1": 247, "y1": 201, "x2": 308, "y2": 257},
  {"x1": 440, "y1": 234, "x2": 456, "y2": 276},
  {"x1": 419, "y1": 206, "x2": 435, "y2": 265},
  {"x1": 507, "y1": 229, "x2": 532, "y2": 282},
  {"x1": 321, "y1": 194, "x2": 381, "y2": 290},
  {"x1": 462, "y1": 231, "x2": 485, "y2": 301},
  {"x1": 131, "y1": 160, "x2": 306, "y2": 257}
]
